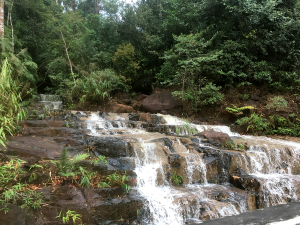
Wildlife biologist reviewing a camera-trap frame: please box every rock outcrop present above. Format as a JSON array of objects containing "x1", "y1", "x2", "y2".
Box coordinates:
[{"x1": 142, "y1": 91, "x2": 178, "y2": 113}]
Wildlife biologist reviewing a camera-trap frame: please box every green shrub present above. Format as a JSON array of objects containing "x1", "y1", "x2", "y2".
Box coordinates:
[
  {"x1": 240, "y1": 94, "x2": 249, "y2": 100},
  {"x1": 236, "y1": 113, "x2": 271, "y2": 133},
  {"x1": 72, "y1": 69, "x2": 125, "y2": 103},
  {"x1": 173, "y1": 82, "x2": 224, "y2": 111},
  {"x1": 0, "y1": 159, "x2": 43, "y2": 213},
  {"x1": 266, "y1": 96, "x2": 288, "y2": 110},
  {"x1": 269, "y1": 115, "x2": 300, "y2": 136}
]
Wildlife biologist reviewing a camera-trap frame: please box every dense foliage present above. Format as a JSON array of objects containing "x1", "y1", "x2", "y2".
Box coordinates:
[
  {"x1": 0, "y1": 59, "x2": 27, "y2": 147},
  {"x1": 1, "y1": 0, "x2": 300, "y2": 109}
]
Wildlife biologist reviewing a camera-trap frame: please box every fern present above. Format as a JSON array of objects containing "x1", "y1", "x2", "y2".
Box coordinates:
[
  {"x1": 80, "y1": 176, "x2": 90, "y2": 187},
  {"x1": 72, "y1": 153, "x2": 89, "y2": 165},
  {"x1": 53, "y1": 149, "x2": 89, "y2": 177}
]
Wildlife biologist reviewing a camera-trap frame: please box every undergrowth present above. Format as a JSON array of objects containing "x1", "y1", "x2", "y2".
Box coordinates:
[
  {"x1": 0, "y1": 159, "x2": 43, "y2": 213},
  {"x1": 0, "y1": 60, "x2": 27, "y2": 147},
  {"x1": 235, "y1": 113, "x2": 300, "y2": 136}
]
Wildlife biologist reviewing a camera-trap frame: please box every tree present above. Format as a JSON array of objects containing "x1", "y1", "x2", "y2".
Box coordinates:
[{"x1": 0, "y1": 0, "x2": 4, "y2": 38}]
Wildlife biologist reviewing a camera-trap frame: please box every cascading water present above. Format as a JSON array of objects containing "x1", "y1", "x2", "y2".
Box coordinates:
[
  {"x1": 134, "y1": 142, "x2": 184, "y2": 225},
  {"x1": 85, "y1": 112, "x2": 300, "y2": 224},
  {"x1": 235, "y1": 136, "x2": 300, "y2": 207},
  {"x1": 185, "y1": 154, "x2": 207, "y2": 185}
]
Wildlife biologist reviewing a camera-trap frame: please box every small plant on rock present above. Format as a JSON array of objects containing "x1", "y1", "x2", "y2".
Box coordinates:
[
  {"x1": 120, "y1": 171, "x2": 130, "y2": 193},
  {"x1": 223, "y1": 141, "x2": 236, "y2": 149},
  {"x1": 57, "y1": 210, "x2": 84, "y2": 225},
  {"x1": 51, "y1": 149, "x2": 93, "y2": 187},
  {"x1": 223, "y1": 141, "x2": 246, "y2": 150},
  {"x1": 52, "y1": 148, "x2": 89, "y2": 177},
  {"x1": 175, "y1": 120, "x2": 196, "y2": 136},
  {"x1": 98, "y1": 182, "x2": 110, "y2": 188},
  {"x1": 90, "y1": 155, "x2": 107, "y2": 166},
  {"x1": 172, "y1": 171, "x2": 184, "y2": 186},
  {"x1": 106, "y1": 172, "x2": 120, "y2": 187}
]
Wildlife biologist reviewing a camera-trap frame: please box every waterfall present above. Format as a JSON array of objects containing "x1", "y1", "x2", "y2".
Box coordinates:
[
  {"x1": 134, "y1": 142, "x2": 184, "y2": 225},
  {"x1": 85, "y1": 112, "x2": 300, "y2": 224}
]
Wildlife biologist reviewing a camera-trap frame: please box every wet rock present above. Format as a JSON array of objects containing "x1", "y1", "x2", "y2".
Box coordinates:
[
  {"x1": 142, "y1": 91, "x2": 178, "y2": 113},
  {"x1": 128, "y1": 113, "x2": 166, "y2": 124},
  {"x1": 19, "y1": 120, "x2": 50, "y2": 128},
  {"x1": 0, "y1": 204, "x2": 42, "y2": 225},
  {"x1": 4, "y1": 136, "x2": 63, "y2": 159},
  {"x1": 128, "y1": 113, "x2": 140, "y2": 121},
  {"x1": 90, "y1": 195, "x2": 144, "y2": 220},
  {"x1": 146, "y1": 125, "x2": 176, "y2": 135},
  {"x1": 110, "y1": 103, "x2": 135, "y2": 113},
  {"x1": 93, "y1": 137, "x2": 134, "y2": 157},
  {"x1": 204, "y1": 156, "x2": 222, "y2": 183},
  {"x1": 230, "y1": 174, "x2": 262, "y2": 192},
  {"x1": 168, "y1": 153, "x2": 181, "y2": 168},
  {"x1": 22, "y1": 127, "x2": 76, "y2": 137},
  {"x1": 107, "y1": 157, "x2": 136, "y2": 175},
  {"x1": 84, "y1": 188, "x2": 127, "y2": 200},
  {"x1": 139, "y1": 113, "x2": 166, "y2": 124},
  {"x1": 198, "y1": 131, "x2": 231, "y2": 146},
  {"x1": 152, "y1": 138, "x2": 175, "y2": 153}
]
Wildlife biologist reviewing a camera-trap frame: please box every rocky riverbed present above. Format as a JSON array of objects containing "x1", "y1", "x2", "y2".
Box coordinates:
[{"x1": 1, "y1": 109, "x2": 300, "y2": 225}]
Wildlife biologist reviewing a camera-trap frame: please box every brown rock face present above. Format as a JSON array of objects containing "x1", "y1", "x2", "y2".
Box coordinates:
[
  {"x1": 200, "y1": 130, "x2": 231, "y2": 146},
  {"x1": 134, "y1": 94, "x2": 148, "y2": 101},
  {"x1": 142, "y1": 91, "x2": 177, "y2": 113},
  {"x1": 110, "y1": 103, "x2": 135, "y2": 113}
]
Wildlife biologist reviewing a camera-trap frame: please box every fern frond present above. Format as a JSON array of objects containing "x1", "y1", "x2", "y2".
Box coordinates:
[{"x1": 71, "y1": 153, "x2": 89, "y2": 165}]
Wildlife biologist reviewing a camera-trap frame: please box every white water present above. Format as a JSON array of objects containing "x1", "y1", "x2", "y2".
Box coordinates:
[
  {"x1": 134, "y1": 142, "x2": 184, "y2": 225},
  {"x1": 185, "y1": 154, "x2": 207, "y2": 185},
  {"x1": 85, "y1": 112, "x2": 300, "y2": 224}
]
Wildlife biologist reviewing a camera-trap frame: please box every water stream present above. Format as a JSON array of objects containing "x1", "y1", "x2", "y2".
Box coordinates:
[{"x1": 85, "y1": 112, "x2": 300, "y2": 224}]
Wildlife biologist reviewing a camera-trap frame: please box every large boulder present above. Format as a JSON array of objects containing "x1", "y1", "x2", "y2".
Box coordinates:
[
  {"x1": 142, "y1": 91, "x2": 178, "y2": 113},
  {"x1": 199, "y1": 130, "x2": 231, "y2": 146}
]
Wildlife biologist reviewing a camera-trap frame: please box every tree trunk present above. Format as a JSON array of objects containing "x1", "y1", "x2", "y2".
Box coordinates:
[
  {"x1": 55, "y1": 0, "x2": 58, "y2": 5},
  {"x1": 9, "y1": 4, "x2": 14, "y2": 53},
  {"x1": 0, "y1": 0, "x2": 4, "y2": 38},
  {"x1": 60, "y1": 29, "x2": 76, "y2": 86},
  {"x1": 95, "y1": 0, "x2": 99, "y2": 15},
  {"x1": 71, "y1": 0, "x2": 76, "y2": 12}
]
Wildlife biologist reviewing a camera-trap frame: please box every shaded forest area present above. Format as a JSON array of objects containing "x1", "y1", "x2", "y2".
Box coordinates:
[{"x1": 4, "y1": 0, "x2": 300, "y2": 103}]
